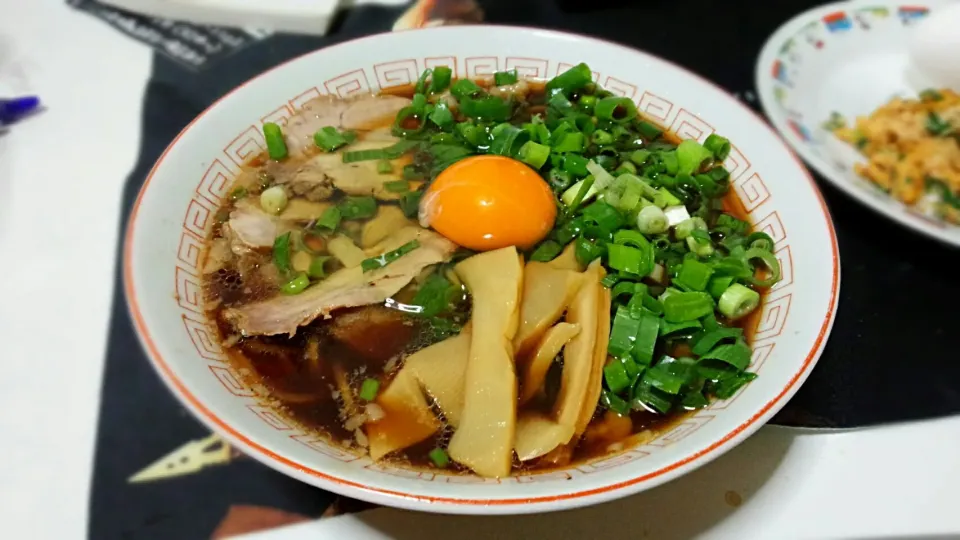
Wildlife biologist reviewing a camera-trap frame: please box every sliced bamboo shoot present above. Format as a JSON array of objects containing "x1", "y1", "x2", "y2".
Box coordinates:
[
  {"x1": 514, "y1": 412, "x2": 575, "y2": 461},
  {"x1": 552, "y1": 260, "x2": 602, "y2": 436},
  {"x1": 547, "y1": 241, "x2": 583, "y2": 272},
  {"x1": 366, "y1": 368, "x2": 441, "y2": 461},
  {"x1": 577, "y1": 279, "x2": 611, "y2": 438},
  {"x1": 404, "y1": 324, "x2": 472, "y2": 427},
  {"x1": 513, "y1": 262, "x2": 584, "y2": 357},
  {"x1": 361, "y1": 205, "x2": 416, "y2": 248},
  {"x1": 519, "y1": 322, "x2": 580, "y2": 406},
  {"x1": 446, "y1": 247, "x2": 523, "y2": 478},
  {"x1": 327, "y1": 235, "x2": 367, "y2": 267}
]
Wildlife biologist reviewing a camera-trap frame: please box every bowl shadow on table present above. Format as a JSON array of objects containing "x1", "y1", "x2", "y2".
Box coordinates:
[{"x1": 357, "y1": 428, "x2": 794, "y2": 540}]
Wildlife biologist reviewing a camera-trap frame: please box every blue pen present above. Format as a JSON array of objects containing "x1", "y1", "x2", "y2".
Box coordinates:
[{"x1": 0, "y1": 96, "x2": 41, "y2": 126}]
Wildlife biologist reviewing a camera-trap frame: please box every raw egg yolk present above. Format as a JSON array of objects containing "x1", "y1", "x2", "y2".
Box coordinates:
[{"x1": 420, "y1": 155, "x2": 557, "y2": 251}]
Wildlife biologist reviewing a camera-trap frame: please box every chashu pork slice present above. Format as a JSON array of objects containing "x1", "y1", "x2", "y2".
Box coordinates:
[
  {"x1": 223, "y1": 227, "x2": 457, "y2": 337},
  {"x1": 283, "y1": 94, "x2": 411, "y2": 157}
]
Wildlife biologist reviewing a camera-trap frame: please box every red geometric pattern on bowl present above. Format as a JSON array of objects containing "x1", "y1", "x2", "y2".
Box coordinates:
[
  {"x1": 602, "y1": 76, "x2": 638, "y2": 100},
  {"x1": 723, "y1": 144, "x2": 752, "y2": 183},
  {"x1": 505, "y1": 57, "x2": 549, "y2": 79},
  {"x1": 465, "y1": 56, "x2": 499, "y2": 78},
  {"x1": 576, "y1": 450, "x2": 649, "y2": 474},
  {"x1": 324, "y1": 69, "x2": 371, "y2": 99},
  {"x1": 733, "y1": 172, "x2": 772, "y2": 213},
  {"x1": 261, "y1": 104, "x2": 294, "y2": 126},
  {"x1": 753, "y1": 293, "x2": 793, "y2": 343},
  {"x1": 646, "y1": 415, "x2": 716, "y2": 447},
  {"x1": 670, "y1": 108, "x2": 715, "y2": 142},
  {"x1": 637, "y1": 91, "x2": 675, "y2": 124},
  {"x1": 247, "y1": 404, "x2": 296, "y2": 431},
  {"x1": 374, "y1": 59, "x2": 420, "y2": 88},
  {"x1": 168, "y1": 56, "x2": 797, "y2": 481}
]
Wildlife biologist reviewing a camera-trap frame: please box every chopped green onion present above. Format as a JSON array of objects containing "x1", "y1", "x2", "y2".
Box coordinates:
[
  {"x1": 703, "y1": 134, "x2": 731, "y2": 161},
  {"x1": 548, "y1": 169, "x2": 574, "y2": 191},
  {"x1": 636, "y1": 205, "x2": 668, "y2": 235},
  {"x1": 595, "y1": 96, "x2": 638, "y2": 124},
  {"x1": 307, "y1": 256, "x2": 332, "y2": 279},
  {"x1": 414, "y1": 69, "x2": 431, "y2": 94},
  {"x1": 604, "y1": 357, "x2": 632, "y2": 394},
  {"x1": 662, "y1": 291, "x2": 714, "y2": 322},
  {"x1": 342, "y1": 140, "x2": 419, "y2": 163},
  {"x1": 601, "y1": 390, "x2": 632, "y2": 415},
  {"x1": 429, "y1": 101, "x2": 454, "y2": 128},
  {"x1": 315, "y1": 206, "x2": 341, "y2": 231},
  {"x1": 280, "y1": 272, "x2": 310, "y2": 295},
  {"x1": 377, "y1": 160, "x2": 394, "y2": 174},
  {"x1": 562, "y1": 154, "x2": 590, "y2": 176},
  {"x1": 359, "y1": 378, "x2": 380, "y2": 401},
  {"x1": 674, "y1": 217, "x2": 707, "y2": 240},
  {"x1": 399, "y1": 191, "x2": 422, "y2": 218},
  {"x1": 616, "y1": 161, "x2": 637, "y2": 175},
  {"x1": 553, "y1": 132, "x2": 585, "y2": 153},
  {"x1": 713, "y1": 372, "x2": 757, "y2": 399},
  {"x1": 230, "y1": 187, "x2": 248, "y2": 201},
  {"x1": 659, "y1": 319, "x2": 702, "y2": 337},
  {"x1": 546, "y1": 62, "x2": 593, "y2": 96},
  {"x1": 392, "y1": 106, "x2": 426, "y2": 137},
  {"x1": 430, "y1": 66, "x2": 453, "y2": 93},
  {"x1": 338, "y1": 196, "x2": 377, "y2": 220},
  {"x1": 747, "y1": 231, "x2": 775, "y2": 252},
  {"x1": 262, "y1": 122, "x2": 288, "y2": 160},
  {"x1": 607, "y1": 244, "x2": 646, "y2": 276},
  {"x1": 313, "y1": 126, "x2": 356, "y2": 152},
  {"x1": 361, "y1": 240, "x2": 420, "y2": 272},
  {"x1": 490, "y1": 123, "x2": 530, "y2": 157},
  {"x1": 744, "y1": 248, "x2": 782, "y2": 287},
  {"x1": 530, "y1": 240, "x2": 564, "y2": 262},
  {"x1": 676, "y1": 139, "x2": 713, "y2": 175},
  {"x1": 493, "y1": 69, "x2": 519, "y2": 86},
  {"x1": 691, "y1": 327, "x2": 743, "y2": 356},
  {"x1": 644, "y1": 356, "x2": 694, "y2": 395},
  {"x1": 674, "y1": 259, "x2": 714, "y2": 292},
  {"x1": 411, "y1": 273, "x2": 457, "y2": 318},
  {"x1": 661, "y1": 151, "x2": 679, "y2": 175},
  {"x1": 926, "y1": 112, "x2": 953, "y2": 136},
  {"x1": 575, "y1": 237, "x2": 605, "y2": 266},
  {"x1": 428, "y1": 447, "x2": 451, "y2": 468},
  {"x1": 582, "y1": 201, "x2": 624, "y2": 234},
  {"x1": 919, "y1": 88, "x2": 943, "y2": 102},
  {"x1": 631, "y1": 311, "x2": 660, "y2": 365},
  {"x1": 718, "y1": 283, "x2": 760, "y2": 320},
  {"x1": 700, "y1": 340, "x2": 752, "y2": 371},
  {"x1": 592, "y1": 129, "x2": 615, "y2": 145},
  {"x1": 384, "y1": 180, "x2": 409, "y2": 193},
  {"x1": 632, "y1": 380, "x2": 673, "y2": 414},
  {"x1": 716, "y1": 214, "x2": 749, "y2": 235},
  {"x1": 707, "y1": 276, "x2": 734, "y2": 299},
  {"x1": 260, "y1": 185, "x2": 288, "y2": 215},
  {"x1": 636, "y1": 120, "x2": 662, "y2": 140},
  {"x1": 579, "y1": 94, "x2": 598, "y2": 113},
  {"x1": 608, "y1": 307, "x2": 641, "y2": 358},
  {"x1": 562, "y1": 175, "x2": 596, "y2": 211},
  {"x1": 273, "y1": 232, "x2": 292, "y2": 274},
  {"x1": 460, "y1": 95, "x2": 513, "y2": 122},
  {"x1": 450, "y1": 78, "x2": 482, "y2": 99}
]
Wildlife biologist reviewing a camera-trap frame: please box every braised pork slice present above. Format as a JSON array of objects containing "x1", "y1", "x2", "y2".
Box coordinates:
[
  {"x1": 301, "y1": 140, "x2": 411, "y2": 200},
  {"x1": 283, "y1": 94, "x2": 411, "y2": 157},
  {"x1": 224, "y1": 205, "x2": 277, "y2": 253},
  {"x1": 223, "y1": 228, "x2": 457, "y2": 337}
]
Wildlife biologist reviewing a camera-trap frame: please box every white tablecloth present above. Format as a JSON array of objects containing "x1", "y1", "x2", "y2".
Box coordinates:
[{"x1": 1, "y1": 2, "x2": 958, "y2": 538}]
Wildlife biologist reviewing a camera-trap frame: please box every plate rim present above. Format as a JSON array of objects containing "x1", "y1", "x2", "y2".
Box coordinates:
[{"x1": 754, "y1": 0, "x2": 960, "y2": 248}]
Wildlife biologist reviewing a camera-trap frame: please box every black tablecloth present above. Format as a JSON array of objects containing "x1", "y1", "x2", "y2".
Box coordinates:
[{"x1": 86, "y1": 1, "x2": 960, "y2": 538}]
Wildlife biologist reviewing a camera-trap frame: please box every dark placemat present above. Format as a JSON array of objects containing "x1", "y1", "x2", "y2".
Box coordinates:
[{"x1": 86, "y1": 0, "x2": 960, "y2": 537}]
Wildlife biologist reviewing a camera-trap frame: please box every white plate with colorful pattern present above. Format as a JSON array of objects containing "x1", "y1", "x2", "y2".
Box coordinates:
[{"x1": 756, "y1": 0, "x2": 960, "y2": 247}]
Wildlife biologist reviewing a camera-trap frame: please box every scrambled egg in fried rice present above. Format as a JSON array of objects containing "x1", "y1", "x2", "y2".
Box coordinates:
[{"x1": 825, "y1": 89, "x2": 960, "y2": 224}]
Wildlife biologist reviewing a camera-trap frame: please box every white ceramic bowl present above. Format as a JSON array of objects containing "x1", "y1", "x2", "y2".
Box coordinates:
[
  {"x1": 756, "y1": 0, "x2": 960, "y2": 246},
  {"x1": 125, "y1": 26, "x2": 840, "y2": 514}
]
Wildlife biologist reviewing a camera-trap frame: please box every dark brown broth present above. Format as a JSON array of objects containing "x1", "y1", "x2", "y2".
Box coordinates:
[{"x1": 202, "y1": 79, "x2": 762, "y2": 475}]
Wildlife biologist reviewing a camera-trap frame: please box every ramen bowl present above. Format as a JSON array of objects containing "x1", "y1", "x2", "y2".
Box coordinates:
[{"x1": 124, "y1": 26, "x2": 840, "y2": 514}]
